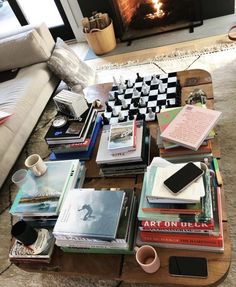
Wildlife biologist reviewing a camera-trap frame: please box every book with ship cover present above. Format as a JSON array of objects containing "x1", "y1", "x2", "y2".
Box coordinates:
[
  {"x1": 53, "y1": 188, "x2": 125, "y2": 240},
  {"x1": 10, "y1": 159, "x2": 81, "y2": 217}
]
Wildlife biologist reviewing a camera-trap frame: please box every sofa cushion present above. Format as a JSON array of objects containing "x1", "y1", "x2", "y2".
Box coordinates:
[
  {"x1": 0, "y1": 29, "x2": 51, "y2": 72},
  {"x1": 47, "y1": 37, "x2": 96, "y2": 90}
]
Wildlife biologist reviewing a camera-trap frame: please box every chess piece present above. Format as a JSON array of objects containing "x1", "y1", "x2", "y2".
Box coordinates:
[
  {"x1": 127, "y1": 79, "x2": 133, "y2": 88},
  {"x1": 105, "y1": 101, "x2": 113, "y2": 112},
  {"x1": 142, "y1": 82, "x2": 150, "y2": 95},
  {"x1": 133, "y1": 87, "x2": 139, "y2": 97},
  {"x1": 112, "y1": 107, "x2": 118, "y2": 117},
  {"x1": 101, "y1": 113, "x2": 109, "y2": 125},
  {"x1": 148, "y1": 108, "x2": 155, "y2": 120},
  {"x1": 133, "y1": 98, "x2": 139, "y2": 108},
  {"x1": 158, "y1": 80, "x2": 166, "y2": 93},
  {"x1": 119, "y1": 76, "x2": 126, "y2": 90},
  {"x1": 114, "y1": 94, "x2": 122, "y2": 105},
  {"x1": 136, "y1": 73, "x2": 142, "y2": 82},
  {"x1": 118, "y1": 85, "x2": 123, "y2": 95},
  {"x1": 128, "y1": 110, "x2": 134, "y2": 120},
  {"x1": 136, "y1": 110, "x2": 145, "y2": 121},
  {"x1": 121, "y1": 99, "x2": 128, "y2": 109},
  {"x1": 139, "y1": 98, "x2": 146, "y2": 107},
  {"x1": 113, "y1": 76, "x2": 118, "y2": 87},
  {"x1": 118, "y1": 112, "x2": 125, "y2": 122},
  {"x1": 108, "y1": 91, "x2": 115, "y2": 101},
  {"x1": 152, "y1": 74, "x2": 160, "y2": 84}
]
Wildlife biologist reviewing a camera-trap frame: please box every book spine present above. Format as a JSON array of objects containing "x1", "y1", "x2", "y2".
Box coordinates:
[
  {"x1": 139, "y1": 227, "x2": 213, "y2": 234},
  {"x1": 141, "y1": 207, "x2": 201, "y2": 214},
  {"x1": 140, "y1": 220, "x2": 215, "y2": 230},
  {"x1": 140, "y1": 231, "x2": 223, "y2": 247}
]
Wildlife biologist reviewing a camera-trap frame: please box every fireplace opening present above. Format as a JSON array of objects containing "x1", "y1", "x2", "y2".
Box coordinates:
[{"x1": 112, "y1": 0, "x2": 203, "y2": 41}]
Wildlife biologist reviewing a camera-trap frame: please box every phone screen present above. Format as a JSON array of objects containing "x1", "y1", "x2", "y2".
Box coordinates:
[
  {"x1": 163, "y1": 162, "x2": 203, "y2": 194},
  {"x1": 169, "y1": 256, "x2": 208, "y2": 278}
]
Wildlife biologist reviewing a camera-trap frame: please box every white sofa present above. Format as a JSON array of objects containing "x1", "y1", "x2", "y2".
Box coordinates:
[{"x1": 0, "y1": 23, "x2": 60, "y2": 189}]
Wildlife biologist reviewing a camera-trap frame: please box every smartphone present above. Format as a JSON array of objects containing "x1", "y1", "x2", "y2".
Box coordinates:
[
  {"x1": 169, "y1": 256, "x2": 208, "y2": 278},
  {"x1": 163, "y1": 162, "x2": 203, "y2": 194}
]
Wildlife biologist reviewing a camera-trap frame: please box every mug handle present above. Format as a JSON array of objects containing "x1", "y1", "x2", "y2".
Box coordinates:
[
  {"x1": 134, "y1": 246, "x2": 139, "y2": 253},
  {"x1": 32, "y1": 166, "x2": 41, "y2": 176}
]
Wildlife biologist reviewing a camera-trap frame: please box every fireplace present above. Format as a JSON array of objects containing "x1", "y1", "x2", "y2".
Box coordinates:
[
  {"x1": 111, "y1": 0, "x2": 202, "y2": 41},
  {"x1": 77, "y1": 0, "x2": 235, "y2": 41}
]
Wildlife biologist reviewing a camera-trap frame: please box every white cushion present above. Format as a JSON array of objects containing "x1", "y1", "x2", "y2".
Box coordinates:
[
  {"x1": 0, "y1": 29, "x2": 51, "y2": 72},
  {"x1": 47, "y1": 37, "x2": 96, "y2": 89}
]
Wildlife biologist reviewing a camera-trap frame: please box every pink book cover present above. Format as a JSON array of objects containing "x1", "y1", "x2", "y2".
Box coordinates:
[{"x1": 160, "y1": 105, "x2": 222, "y2": 151}]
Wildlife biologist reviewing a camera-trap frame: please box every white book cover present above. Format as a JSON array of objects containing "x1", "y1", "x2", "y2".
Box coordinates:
[
  {"x1": 53, "y1": 188, "x2": 125, "y2": 240},
  {"x1": 96, "y1": 121, "x2": 143, "y2": 165},
  {"x1": 160, "y1": 105, "x2": 222, "y2": 151},
  {"x1": 150, "y1": 162, "x2": 205, "y2": 203}
]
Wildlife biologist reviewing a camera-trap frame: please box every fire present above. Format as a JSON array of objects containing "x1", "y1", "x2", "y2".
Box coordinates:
[{"x1": 146, "y1": 0, "x2": 165, "y2": 20}]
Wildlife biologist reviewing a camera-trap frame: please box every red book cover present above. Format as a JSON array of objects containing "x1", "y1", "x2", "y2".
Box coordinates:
[{"x1": 140, "y1": 231, "x2": 223, "y2": 247}]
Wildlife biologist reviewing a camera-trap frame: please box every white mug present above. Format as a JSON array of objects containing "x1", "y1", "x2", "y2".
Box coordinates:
[
  {"x1": 25, "y1": 154, "x2": 47, "y2": 177},
  {"x1": 134, "y1": 245, "x2": 161, "y2": 274}
]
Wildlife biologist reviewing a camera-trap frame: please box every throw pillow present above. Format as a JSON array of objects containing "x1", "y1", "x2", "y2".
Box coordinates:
[{"x1": 47, "y1": 38, "x2": 96, "y2": 90}]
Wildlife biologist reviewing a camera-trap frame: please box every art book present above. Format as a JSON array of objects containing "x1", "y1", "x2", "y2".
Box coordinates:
[
  {"x1": 108, "y1": 120, "x2": 136, "y2": 153},
  {"x1": 53, "y1": 188, "x2": 125, "y2": 240},
  {"x1": 96, "y1": 121, "x2": 144, "y2": 165},
  {"x1": 10, "y1": 159, "x2": 81, "y2": 217},
  {"x1": 160, "y1": 105, "x2": 221, "y2": 151}
]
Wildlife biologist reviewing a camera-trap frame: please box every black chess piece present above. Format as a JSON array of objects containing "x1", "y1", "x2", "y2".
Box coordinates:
[
  {"x1": 101, "y1": 113, "x2": 109, "y2": 125},
  {"x1": 136, "y1": 110, "x2": 145, "y2": 121},
  {"x1": 105, "y1": 101, "x2": 112, "y2": 112},
  {"x1": 136, "y1": 73, "x2": 142, "y2": 82},
  {"x1": 133, "y1": 98, "x2": 139, "y2": 108},
  {"x1": 114, "y1": 93, "x2": 122, "y2": 105},
  {"x1": 128, "y1": 110, "x2": 134, "y2": 120}
]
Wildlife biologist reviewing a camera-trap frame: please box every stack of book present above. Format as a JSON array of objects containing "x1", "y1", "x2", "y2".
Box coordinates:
[
  {"x1": 157, "y1": 105, "x2": 221, "y2": 162},
  {"x1": 9, "y1": 159, "x2": 86, "y2": 263},
  {"x1": 96, "y1": 120, "x2": 150, "y2": 176},
  {"x1": 45, "y1": 106, "x2": 102, "y2": 160},
  {"x1": 136, "y1": 159, "x2": 224, "y2": 253},
  {"x1": 53, "y1": 188, "x2": 137, "y2": 254}
]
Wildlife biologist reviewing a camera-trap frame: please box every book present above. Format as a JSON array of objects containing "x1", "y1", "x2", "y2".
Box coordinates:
[
  {"x1": 160, "y1": 105, "x2": 222, "y2": 151},
  {"x1": 9, "y1": 228, "x2": 55, "y2": 264},
  {"x1": 53, "y1": 89, "x2": 88, "y2": 118},
  {"x1": 56, "y1": 192, "x2": 137, "y2": 251},
  {"x1": 53, "y1": 188, "x2": 125, "y2": 240},
  {"x1": 96, "y1": 121, "x2": 144, "y2": 165},
  {"x1": 148, "y1": 162, "x2": 205, "y2": 204},
  {"x1": 0, "y1": 110, "x2": 12, "y2": 124},
  {"x1": 108, "y1": 120, "x2": 136, "y2": 153},
  {"x1": 10, "y1": 159, "x2": 81, "y2": 217},
  {"x1": 49, "y1": 115, "x2": 102, "y2": 161},
  {"x1": 45, "y1": 106, "x2": 96, "y2": 144}
]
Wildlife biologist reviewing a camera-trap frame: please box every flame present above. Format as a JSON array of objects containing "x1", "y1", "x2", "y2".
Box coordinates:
[{"x1": 146, "y1": 0, "x2": 165, "y2": 20}]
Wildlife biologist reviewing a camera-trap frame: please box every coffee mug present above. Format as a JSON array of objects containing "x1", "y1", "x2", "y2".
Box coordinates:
[
  {"x1": 134, "y1": 245, "x2": 161, "y2": 273},
  {"x1": 25, "y1": 154, "x2": 47, "y2": 176},
  {"x1": 11, "y1": 220, "x2": 38, "y2": 246}
]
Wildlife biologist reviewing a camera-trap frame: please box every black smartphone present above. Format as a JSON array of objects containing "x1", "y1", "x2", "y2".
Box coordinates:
[
  {"x1": 169, "y1": 256, "x2": 208, "y2": 278},
  {"x1": 163, "y1": 162, "x2": 203, "y2": 194}
]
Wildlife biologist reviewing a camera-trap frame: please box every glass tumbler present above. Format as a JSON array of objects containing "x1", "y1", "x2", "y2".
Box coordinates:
[{"x1": 11, "y1": 169, "x2": 38, "y2": 197}]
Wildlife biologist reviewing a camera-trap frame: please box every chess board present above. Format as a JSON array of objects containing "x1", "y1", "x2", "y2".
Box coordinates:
[{"x1": 102, "y1": 72, "x2": 181, "y2": 125}]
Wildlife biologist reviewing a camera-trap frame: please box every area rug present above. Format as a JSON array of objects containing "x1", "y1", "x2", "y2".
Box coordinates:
[{"x1": 0, "y1": 42, "x2": 236, "y2": 287}]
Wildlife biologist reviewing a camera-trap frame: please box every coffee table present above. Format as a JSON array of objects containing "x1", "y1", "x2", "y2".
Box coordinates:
[{"x1": 15, "y1": 69, "x2": 231, "y2": 286}]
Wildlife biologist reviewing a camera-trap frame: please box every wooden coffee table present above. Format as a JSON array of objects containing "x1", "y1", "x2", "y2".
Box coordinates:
[{"x1": 15, "y1": 69, "x2": 231, "y2": 286}]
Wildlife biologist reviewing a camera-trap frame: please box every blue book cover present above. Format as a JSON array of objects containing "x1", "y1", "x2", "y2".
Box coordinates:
[
  {"x1": 50, "y1": 116, "x2": 102, "y2": 161},
  {"x1": 53, "y1": 188, "x2": 125, "y2": 240}
]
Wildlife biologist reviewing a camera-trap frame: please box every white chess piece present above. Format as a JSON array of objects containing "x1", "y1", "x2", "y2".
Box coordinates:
[
  {"x1": 113, "y1": 76, "x2": 118, "y2": 87},
  {"x1": 152, "y1": 75, "x2": 160, "y2": 84},
  {"x1": 118, "y1": 84, "x2": 123, "y2": 94},
  {"x1": 148, "y1": 108, "x2": 155, "y2": 119},
  {"x1": 119, "y1": 76, "x2": 126, "y2": 90},
  {"x1": 158, "y1": 80, "x2": 166, "y2": 93},
  {"x1": 118, "y1": 112, "x2": 125, "y2": 121},
  {"x1": 133, "y1": 87, "x2": 139, "y2": 97},
  {"x1": 127, "y1": 79, "x2": 133, "y2": 88},
  {"x1": 108, "y1": 91, "x2": 115, "y2": 101},
  {"x1": 142, "y1": 82, "x2": 150, "y2": 95},
  {"x1": 112, "y1": 107, "x2": 118, "y2": 117},
  {"x1": 121, "y1": 99, "x2": 128, "y2": 109},
  {"x1": 139, "y1": 98, "x2": 146, "y2": 107}
]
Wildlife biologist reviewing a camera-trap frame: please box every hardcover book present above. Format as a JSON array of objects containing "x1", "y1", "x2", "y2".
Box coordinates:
[
  {"x1": 160, "y1": 105, "x2": 221, "y2": 151},
  {"x1": 53, "y1": 188, "x2": 125, "y2": 240},
  {"x1": 10, "y1": 159, "x2": 81, "y2": 217},
  {"x1": 108, "y1": 120, "x2": 136, "y2": 153}
]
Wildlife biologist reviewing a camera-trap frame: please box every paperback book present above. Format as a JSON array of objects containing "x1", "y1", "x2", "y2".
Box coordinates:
[
  {"x1": 160, "y1": 105, "x2": 221, "y2": 151},
  {"x1": 10, "y1": 159, "x2": 81, "y2": 217}
]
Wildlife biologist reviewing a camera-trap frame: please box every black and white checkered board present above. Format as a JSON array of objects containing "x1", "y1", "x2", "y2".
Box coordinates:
[{"x1": 103, "y1": 72, "x2": 181, "y2": 125}]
